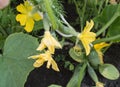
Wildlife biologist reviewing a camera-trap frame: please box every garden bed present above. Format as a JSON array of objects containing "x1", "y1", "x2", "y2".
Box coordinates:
[{"x1": 25, "y1": 44, "x2": 120, "y2": 87}]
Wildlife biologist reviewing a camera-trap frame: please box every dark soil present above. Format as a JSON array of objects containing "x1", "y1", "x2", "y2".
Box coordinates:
[{"x1": 25, "y1": 44, "x2": 120, "y2": 87}]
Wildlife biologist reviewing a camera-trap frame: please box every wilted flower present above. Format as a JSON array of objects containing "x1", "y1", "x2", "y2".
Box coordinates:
[
  {"x1": 94, "y1": 42, "x2": 110, "y2": 64},
  {"x1": 16, "y1": 0, "x2": 43, "y2": 32},
  {"x1": 29, "y1": 51, "x2": 59, "y2": 71},
  {"x1": 37, "y1": 31, "x2": 62, "y2": 54},
  {"x1": 77, "y1": 20, "x2": 96, "y2": 55}
]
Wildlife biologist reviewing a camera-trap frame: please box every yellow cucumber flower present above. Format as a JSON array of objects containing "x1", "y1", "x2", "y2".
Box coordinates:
[
  {"x1": 37, "y1": 31, "x2": 62, "y2": 54},
  {"x1": 96, "y1": 82, "x2": 104, "y2": 87},
  {"x1": 77, "y1": 20, "x2": 96, "y2": 55},
  {"x1": 16, "y1": 0, "x2": 43, "y2": 32},
  {"x1": 94, "y1": 42, "x2": 110, "y2": 64},
  {"x1": 29, "y1": 51, "x2": 59, "y2": 71}
]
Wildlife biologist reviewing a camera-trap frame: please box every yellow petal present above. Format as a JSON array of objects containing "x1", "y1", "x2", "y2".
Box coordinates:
[
  {"x1": 81, "y1": 39, "x2": 90, "y2": 55},
  {"x1": 81, "y1": 32, "x2": 96, "y2": 43},
  {"x1": 46, "y1": 59, "x2": 51, "y2": 69},
  {"x1": 37, "y1": 42, "x2": 46, "y2": 51},
  {"x1": 97, "y1": 51, "x2": 104, "y2": 64},
  {"x1": 42, "y1": 38, "x2": 55, "y2": 53},
  {"x1": 52, "y1": 37, "x2": 62, "y2": 49},
  {"x1": 94, "y1": 42, "x2": 110, "y2": 51},
  {"x1": 24, "y1": 18, "x2": 34, "y2": 32},
  {"x1": 83, "y1": 20, "x2": 94, "y2": 32},
  {"x1": 78, "y1": 20, "x2": 96, "y2": 55},
  {"x1": 33, "y1": 12, "x2": 43, "y2": 21},
  {"x1": 29, "y1": 54, "x2": 41, "y2": 59},
  {"x1": 94, "y1": 42, "x2": 110, "y2": 64},
  {"x1": 51, "y1": 59, "x2": 60, "y2": 71},
  {"x1": 16, "y1": 4, "x2": 26, "y2": 13},
  {"x1": 16, "y1": 14, "x2": 27, "y2": 26},
  {"x1": 42, "y1": 32, "x2": 55, "y2": 53},
  {"x1": 24, "y1": 1, "x2": 33, "y2": 12},
  {"x1": 45, "y1": 51, "x2": 59, "y2": 71},
  {"x1": 44, "y1": 31, "x2": 62, "y2": 53},
  {"x1": 46, "y1": 56, "x2": 59, "y2": 71},
  {"x1": 48, "y1": 45, "x2": 55, "y2": 54},
  {"x1": 79, "y1": 32, "x2": 96, "y2": 55},
  {"x1": 33, "y1": 58, "x2": 45, "y2": 67}
]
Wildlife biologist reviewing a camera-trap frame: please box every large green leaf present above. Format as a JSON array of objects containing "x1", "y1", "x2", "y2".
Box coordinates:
[
  {"x1": 94, "y1": 5, "x2": 120, "y2": 24},
  {"x1": 67, "y1": 63, "x2": 87, "y2": 87},
  {"x1": 99, "y1": 64, "x2": 119, "y2": 80},
  {"x1": 94, "y1": 4, "x2": 120, "y2": 41},
  {"x1": 107, "y1": 17, "x2": 120, "y2": 38},
  {"x1": 0, "y1": 33, "x2": 39, "y2": 87}
]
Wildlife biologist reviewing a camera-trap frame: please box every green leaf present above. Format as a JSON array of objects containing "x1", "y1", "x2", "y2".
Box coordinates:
[
  {"x1": 87, "y1": 0, "x2": 97, "y2": 7},
  {"x1": 94, "y1": 4, "x2": 120, "y2": 25},
  {"x1": 67, "y1": 63, "x2": 87, "y2": 87},
  {"x1": 0, "y1": 33, "x2": 39, "y2": 87},
  {"x1": 99, "y1": 64, "x2": 120, "y2": 80},
  {"x1": 88, "y1": 49, "x2": 100, "y2": 69},
  {"x1": 94, "y1": 4, "x2": 120, "y2": 41},
  {"x1": 107, "y1": 17, "x2": 120, "y2": 41},
  {"x1": 69, "y1": 48, "x2": 85, "y2": 63},
  {"x1": 33, "y1": 21, "x2": 43, "y2": 31},
  {"x1": 88, "y1": 64, "x2": 98, "y2": 82}
]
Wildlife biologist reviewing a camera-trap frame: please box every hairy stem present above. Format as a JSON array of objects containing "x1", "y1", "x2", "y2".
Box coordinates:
[{"x1": 93, "y1": 35, "x2": 120, "y2": 44}]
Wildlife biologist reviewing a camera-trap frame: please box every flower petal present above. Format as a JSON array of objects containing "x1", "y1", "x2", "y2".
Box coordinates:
[
  {"x1": 83, "y1": 20, "x2": 94, "y2": 32},
  {"x1": 51, "y1": 37, "x2": 62, "y2": 49},
  {"x1": 46, "y1": 59, "x2": 51, "y2": 69},
  {"x1": 16, "y1": 14, "x2": 27, "y2": 26},
  {"x1": 33, "y1": 12, "x2": 43, "y2": 21},
  {"x1": 81, "y1": 32, "x2": 96, "y2": 43},
  {"x1": 16, "y1": 4, "x2": 26, "y2": 13},
  {"x1": 43, "y1": 38, "x2": 55, "y2": 54},
  {"x1": 51, "y1": 59, "x2": 60, "y2": 71},
  {"x1": 24, "y1": 1, "x2": 33, "y2": 11},
  {"x1": 24, "y1": 18, "x2": 34, "y2": 32},
  {"x1": 81, "y1": 38, "x2": 90, "y2": 55},
  {"x1": 94, "y1": 42, "x2": 110, "y2": 51},
  {"x1": 97, "y1": 51, "x2": 104, "y2": 64},
  {"x1": 33, "y1": 58, "x2": 45, "y2": 67},
  {"x1": 28, "y1": 54, "x2": 40, "y2": 59},
  {"x1": 37, "y1": 42, "x2": 46, "y2": 51}
]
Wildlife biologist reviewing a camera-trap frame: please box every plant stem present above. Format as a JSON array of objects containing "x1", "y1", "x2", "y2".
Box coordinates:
[
  {"x1": 0, "y1": 25, "x2": 7, "y2": 36},
  {"x1": 81, "y1": 0, "x2": 87, "y2": 31},
  {"x1": 44, "y1": 0, "x2": 58, "y2": 29},
  {"x1": 93, "y1": 35, "x2": 120, "y2": 44},
  {"x1": 105, "y1": 0, "x2": 109, "y2": 6},
  {"x1": 73, "y1": 0, "x2": 81, "y2": 29},
  {"x1": 58, "y1": 22, "x2": 78, "y2": 36},
  {"x1": 98, "y1": 0, "x2": 105, "y2": 14},
  {"x1": 96, "y1": 13, "x2": 119, "y2": 36},
  {"x1": 78, "y1": 62, "x2": 87, "y2": 87}
]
